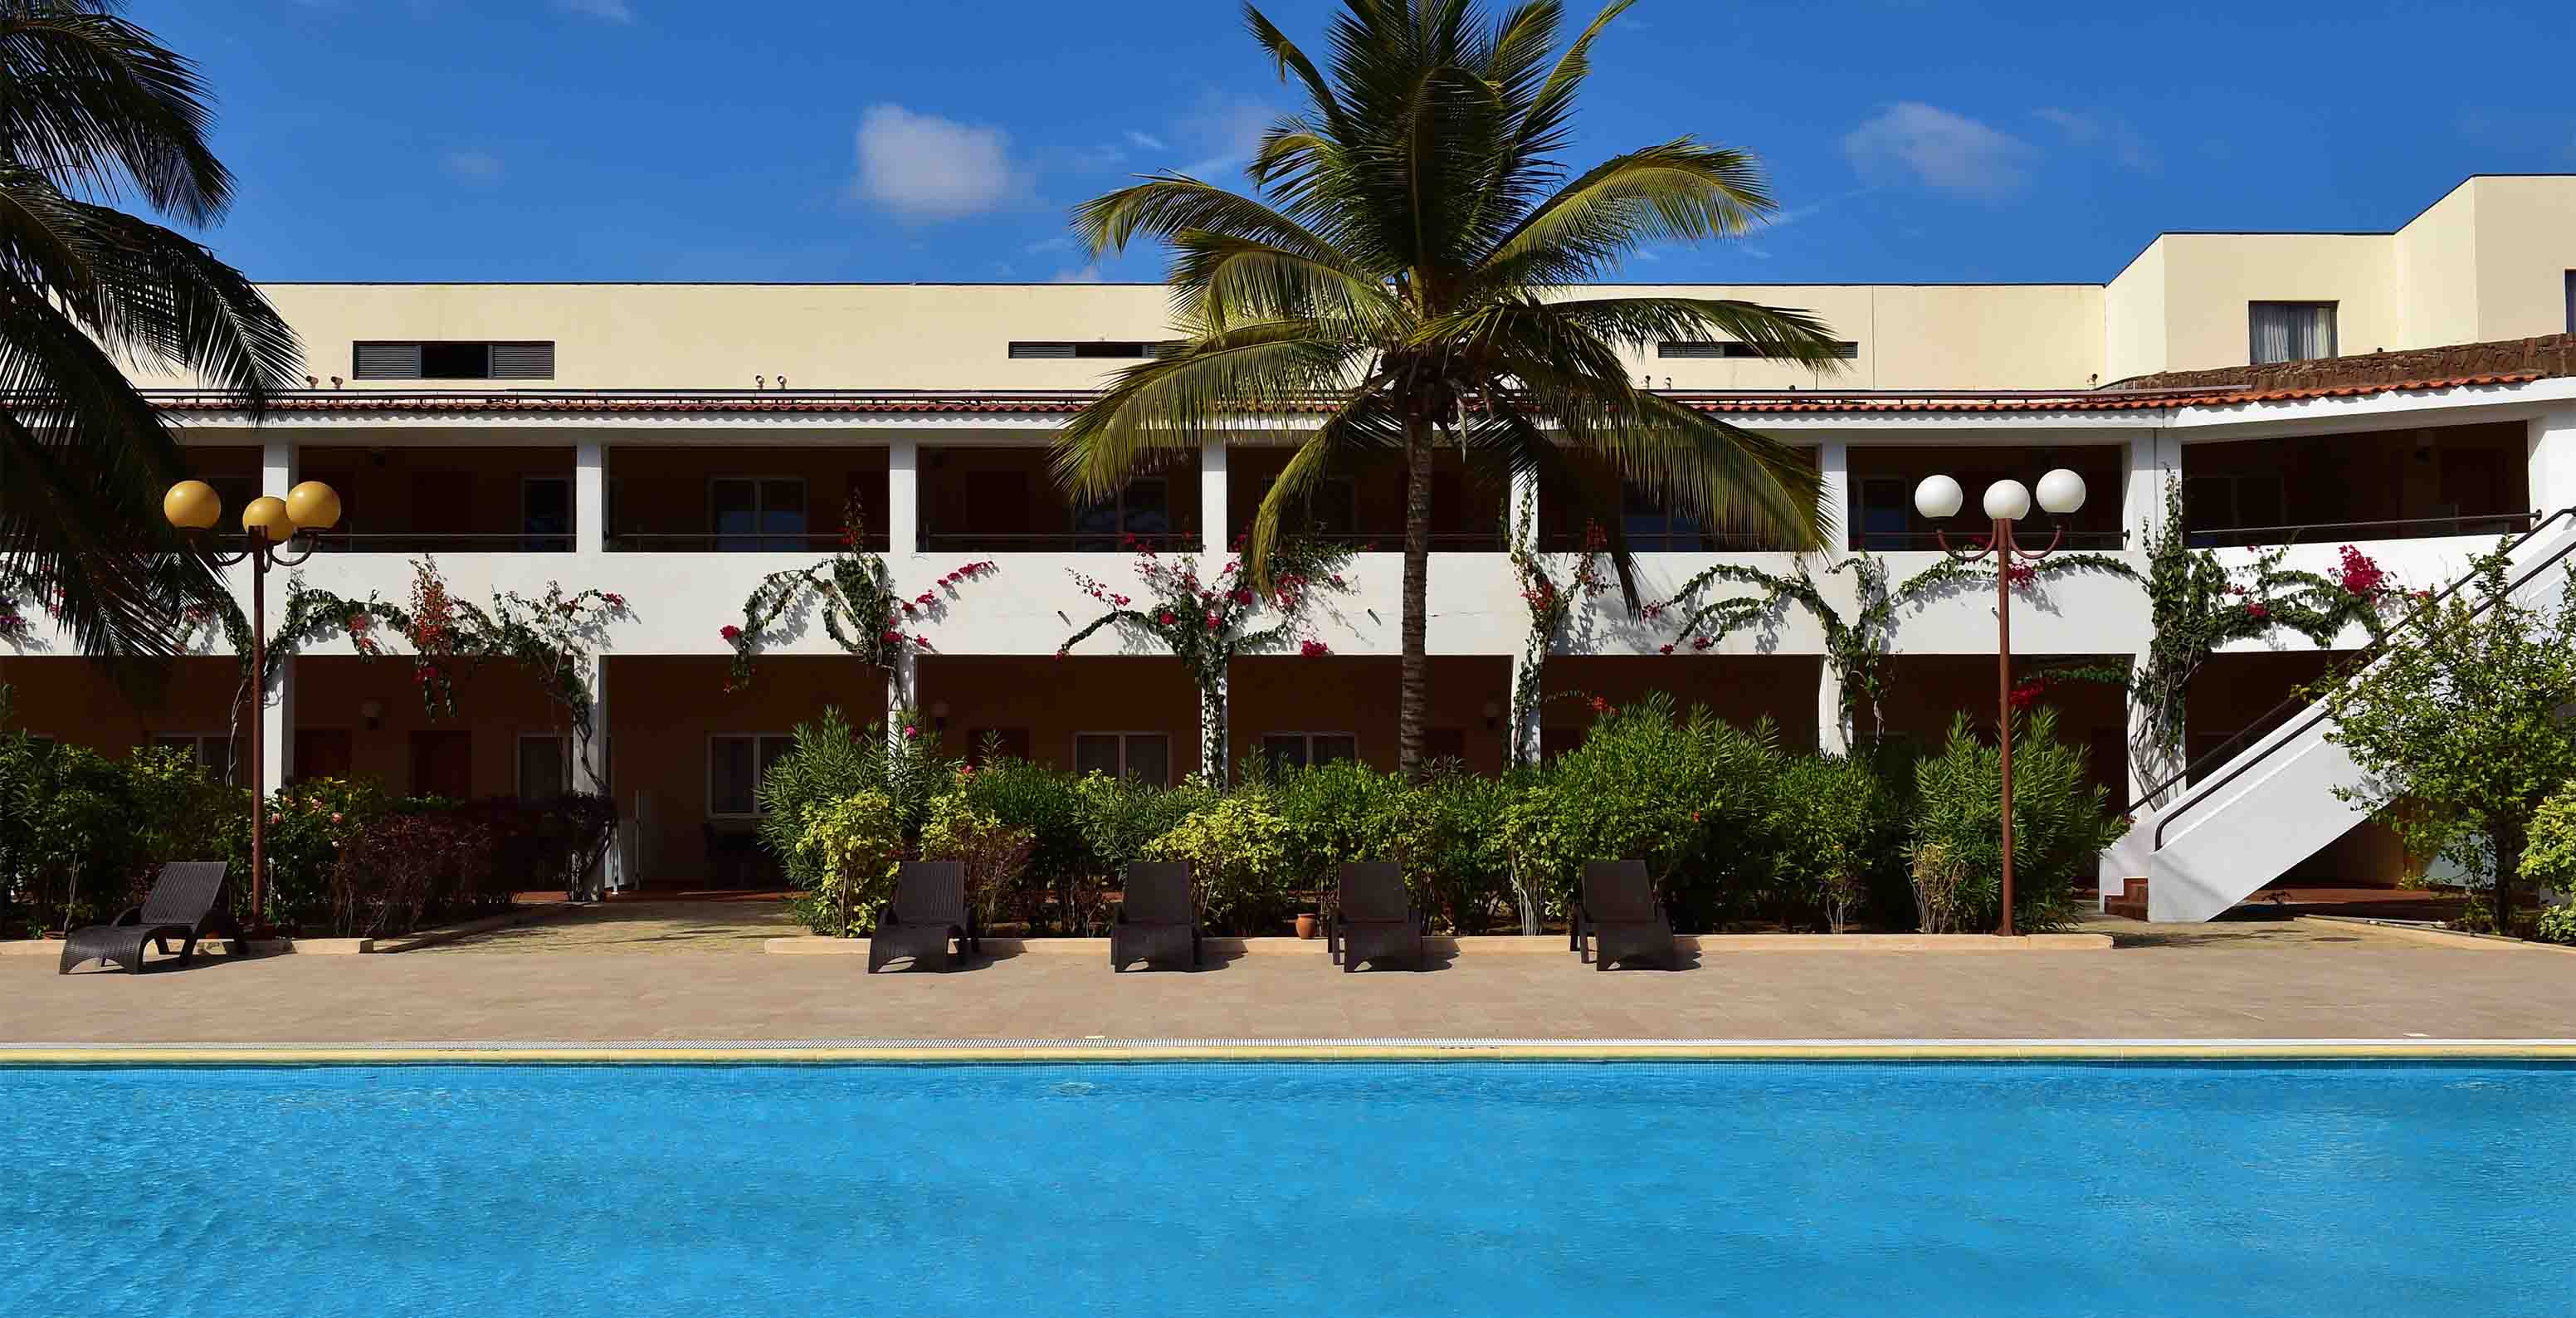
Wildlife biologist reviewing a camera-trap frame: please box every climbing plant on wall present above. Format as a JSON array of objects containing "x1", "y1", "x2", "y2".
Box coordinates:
[
  {"x1": 2125, "y1": 478, "x2": 2398, "y2": 803},
  {"x1": 1503, "y1": 494, "x2": 1610, "y2": 767},
  {"x1": 723, "y1": 505, "x2": 995, "y2": 693},
  {"x1": 1655, "y1": 547, "x2": 2137, "y2": 746},
  {"x1": 1058, "y1": 535, "x2": 1354, "y2": 780}
]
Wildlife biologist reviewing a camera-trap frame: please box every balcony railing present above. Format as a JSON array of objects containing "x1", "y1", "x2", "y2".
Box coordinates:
[
  {"x1": 919, "y1": 530, "x2": 1200, "y2": 554},
  {"x1": 1852, "y1": 529, "x2": 2128, "y2": 552},
  {"x1": 607, "y1": 532, "x2": 890, "y2": 554},
  {"x1": 2183, "y1": 511, "x2": 2536, "y2": 549},
  {"x1": 303, "y1": 532, "x2": 573, "y2": 554}
]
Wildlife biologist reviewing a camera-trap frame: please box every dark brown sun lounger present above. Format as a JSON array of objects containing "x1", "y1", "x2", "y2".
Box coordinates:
[
  {"x1": 58, "y1": 862, "x2": 239, "y2": 975},
  {"x1": 1573, "y1": 859, "x2": 1678, "y2": 969},
  {"x1": 867, "y1": 860, "x2": 978, "y2": 972},
  {"x1": 1110, "y1": 861, "x2": 1202, "y2": 970},
  {"x1": 1328, "y1": 861, "x2": 1426, "y2": 971}
]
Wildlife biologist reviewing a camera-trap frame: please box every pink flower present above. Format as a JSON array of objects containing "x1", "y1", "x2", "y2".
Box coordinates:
[
  {"x1": 2246, "y1": 603, "x2": 2270, "y2": 619},
  {"x1": 603, "y1": 593, "x2": 626, "y2": 608},
  {"x1": 914, "y1": 634, "x2": 931, "y2": 647},
  {"x1": 915, "y1": 593, "x2": 935, "y2": 606},
  {"x1": 720, "y1": 625, "x2": 743, "y2": 642},
  {"x1": 1300, "y1": 639, "x2": 1329, "y2": 657},
  {"x1": 329, "y1": 812, "x2": 344, "y2": 824},
  {"x1": 1157, "y1": 610, "x2": 1175, "y2": 624},
  {"x1": 1690, "y1": 636, "x2": 1713, "y2": 651},
  {"x1": 1329, "y1": 574, "x2": 1344, "y2": 587},
  {"x1": 903, "y1": 725, "x2": 919, "y2": 739},
  {"x1": 901, "y1": 602, "x2": 917, "y2": 615}
]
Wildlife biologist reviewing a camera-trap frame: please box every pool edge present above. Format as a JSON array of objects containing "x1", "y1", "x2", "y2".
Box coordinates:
[{"x1": 4, "y1": 1038, "x2": 2574, "y2": 1065}]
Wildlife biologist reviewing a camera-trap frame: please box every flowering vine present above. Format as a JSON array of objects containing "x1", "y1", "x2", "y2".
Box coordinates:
[
  {"x1": 1655, "y1": 547, "x2": 2136, "y2": 747},
  {"x1": 1057, "y1": 533, "x2": 1354, "y2": 779},
  {"x1": 1504, "y1": 493, "x2": 1611, "y2": 766},
  {"x1": 724, "y1": 503, "x2": 993, "y2": 691}
]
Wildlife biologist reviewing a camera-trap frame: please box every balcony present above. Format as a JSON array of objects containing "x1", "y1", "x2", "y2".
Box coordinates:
[
  {"x1": 1228, "y1": 447, "x2": 1506, "y2": 553},
  {"x1": 1847, "y1": 445, "x2": 2126, "y2": 552},
  {"x1": 606, "y1": 446, "x2": 889, "y2": 553},
  {"x1": 2181, "y1": 420, "x2": 2531, "y2": 549},
  {"x1": 918, "y1": 447, "x2": 1198, "y2": 554},
  {"x1": 295, "y1": 445, "x2": 578, "y2": 554}
]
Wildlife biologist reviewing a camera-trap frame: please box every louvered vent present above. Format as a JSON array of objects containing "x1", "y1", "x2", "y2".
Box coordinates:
[
  {"x1": 353, "y1": 342, "x2": 425, "y2": 379},
  {"x1": 1009, "y1": 341, "x2": 1185, "y2": 359},
  {"x1": 489, "y1": 342, "x2": 555, "y2": 379},
  {"x1": 1657, "y1": 340, "x2": 1861, "y2": 360}
]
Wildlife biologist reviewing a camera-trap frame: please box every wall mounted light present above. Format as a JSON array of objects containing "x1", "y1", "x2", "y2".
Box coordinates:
[
  {"x1": 929, "y1": 700, "x2": 951, "y2": 732},
  {"x1": 359, "y1": 699, "x2": 385, "y2": 730},
  {"x1": 1481, "y1": 700, "x2": 1503, "y2": 730}
]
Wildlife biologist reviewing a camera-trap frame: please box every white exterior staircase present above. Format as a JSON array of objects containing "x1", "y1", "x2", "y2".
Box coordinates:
[{"x1": 2107, "y1": 509, "x2": 2576, "y2": 921}]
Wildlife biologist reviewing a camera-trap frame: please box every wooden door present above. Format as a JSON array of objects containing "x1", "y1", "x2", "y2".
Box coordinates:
[{"x1": 407, "y1": 730, "x2": 473, "y2": 800}]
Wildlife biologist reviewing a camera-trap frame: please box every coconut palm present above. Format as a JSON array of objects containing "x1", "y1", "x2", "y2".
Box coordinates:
[
  {"x1": 1053, "y1": 0, "x2": 1847, "y2": 776},
  {"x1": 0, "y1": 0, "x2": 300, "y2": 660}
]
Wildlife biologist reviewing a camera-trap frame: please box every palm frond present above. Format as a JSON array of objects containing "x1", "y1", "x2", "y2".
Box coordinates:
[
  {"x1": 1477, "y1": 138, "x2": 1775, "y2": 285},
  {"x1": 1049, "y1": 320, "x2": 1364, "y2": 501},
  {"x1": 1168, "y1": 229, "x2": 1403, "y2": 336},
  {"x1": 1240, "y1": 388, "x2": 1405, "y2": 588},
  {"x1": 1540, "y1": 294, "x2": 1851, "y2": 373},
  {"x1": 0, "y1": 2, "x2": 232, "y2": 222},
  {"x1": 61, "y1": 197, "x2": 301, "y2": 402},
  {"x1": 1072, "y1": 174, "x2": 1359, "y2": 271}
]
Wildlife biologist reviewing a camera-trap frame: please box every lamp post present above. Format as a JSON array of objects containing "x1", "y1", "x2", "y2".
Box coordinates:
[
  {"x1": 163, "y1": 477, "x2": 341, "y2": 935},
  {"x1": 1911, "y1": 468, "x2": 2087, "y2": 936}
]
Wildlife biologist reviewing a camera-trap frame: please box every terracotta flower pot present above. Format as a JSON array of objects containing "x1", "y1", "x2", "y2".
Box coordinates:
[{"x1": 1295, "y1": 912, "x2": 1319, "y2": 940}]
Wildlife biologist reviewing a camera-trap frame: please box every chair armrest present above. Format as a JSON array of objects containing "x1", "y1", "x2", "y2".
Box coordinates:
[{"x1": 110, "y1": 906, "x2": 144, "y2": 927}]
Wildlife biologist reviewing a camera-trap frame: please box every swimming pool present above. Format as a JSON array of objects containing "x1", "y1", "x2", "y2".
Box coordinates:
[{"x1": 2, "y1": 1060, "x2": 2564, "y2": 1316}]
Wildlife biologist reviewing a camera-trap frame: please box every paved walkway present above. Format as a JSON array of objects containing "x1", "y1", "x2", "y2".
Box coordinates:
[
  {"x1": 407, "y1": 900, "x2": 799, "y2": 954},
  {"x1": 8, "y1": 911, "x2": 2574, "y2": 1043}
]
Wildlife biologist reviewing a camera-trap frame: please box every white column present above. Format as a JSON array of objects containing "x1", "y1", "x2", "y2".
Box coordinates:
[
  {"x1": 886, "y1": 437, "x2": 919, "y2": 559},
  {"x1": 259, "y1": 437, "x2": 294, "y2": 794},
  {"x1": 574, "y1": 440, "x2": 606, "y2": 555},
  {"x1": 1816, "y1": 661, "x2": 1849, "y2": 756},
  {"x1": 1202, "y1": 667, "x2": 1228, "y2": 781},
  {"x1": 1510, "y1": 466, "x2": 1539, "y2": 543},
  {"x1": 1201, "y1": 439, "x2": 1229, "y2": 554},
  {"x1": 886, "y1": 648, "x2": 918, "y2": 750},
  {"x1": 2122, "y1": 427, "x2": 2179, "y2": 548},
  {"x1": 1507, "y1": 651, "x2": 1541, "y2": 767},
  {"x1": 582, "y1": 654, "x2": 624, "y2": 896},
  {"x1": 1815, "y1": 440, "x2": 1850, "y2": 554},
  {"x1": 2527, "y1": 407, "x2": 2576, "y2": 514}
]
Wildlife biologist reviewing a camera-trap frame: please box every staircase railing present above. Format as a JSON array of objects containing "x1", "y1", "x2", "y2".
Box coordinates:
[{"x1": 2139, "y1": 506, "x2": 2576, "y2": 850}]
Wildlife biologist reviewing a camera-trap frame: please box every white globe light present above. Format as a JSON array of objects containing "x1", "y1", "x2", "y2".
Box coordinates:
[
  {"x1": 1912, "y1": 475, "x2": 1964, "y2": 520},
  {"x1": 2036, "y1": 468, "x2": 2087, "y2": 516},
  {"x1": 1983, "y1": 480, "x2": 2032, "y2": 522}
]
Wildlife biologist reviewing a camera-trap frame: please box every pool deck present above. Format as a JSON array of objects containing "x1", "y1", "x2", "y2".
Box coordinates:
[{"x1": 7, "y1": 909, "x2": 2576, "y2": 1059}]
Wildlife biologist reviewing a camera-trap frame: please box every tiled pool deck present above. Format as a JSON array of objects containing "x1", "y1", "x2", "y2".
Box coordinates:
[{"x1": 6, "y1": 910, "x2": 2575, "y2": 1052}]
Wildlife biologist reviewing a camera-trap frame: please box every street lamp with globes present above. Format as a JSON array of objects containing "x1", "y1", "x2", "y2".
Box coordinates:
[
  {"x1": 163, "y1": 477, "x2": 341, "y2": 935},
  {"x1": 1911, "y1": 467, "x2": 2088, "y2": 936}
]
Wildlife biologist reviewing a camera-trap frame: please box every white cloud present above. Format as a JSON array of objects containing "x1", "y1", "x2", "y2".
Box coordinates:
[
  {"x1": 555, "y1": 0, "x2": 633, "y2": 20},
  {"x1": 1174, "y1": 95, "x2": 1276, "y2": 179},
  {"x1": 1842, "y1": 102, "x2": 2032, "y2": 199},
  {"x1": 1125, "y1": 130, "x2": 1166, "y2": 151},
  {"x1": 1051, "y1": 265, "x2": 1105, "y2": 284},
  {"x1": 2035, "y1": 106, "x2": 2156, "y2": 171},
  {"x1": 850, "y1": 104, "x2": 1027, "y2": 221},
  {"x1": 1022, "y1": 235, "x2": 1077, "y2": 255},
  {"x1": 443, "y1": 150, "x2": 504, "y2": 184}
]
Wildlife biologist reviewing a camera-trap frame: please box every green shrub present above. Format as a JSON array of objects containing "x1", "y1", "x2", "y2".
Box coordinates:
[
  {"x1": 1076, "y1": 772, "x2": 1213, "y2": 878},
  {"x1": 758, "y1": 706, "x2": 954, "y2": 889},
  {"x1": 1266, "y1": 758, "x2": 1411, "y2": 909},
  {"x1": 952, "y1": 756, "x2": 1094, "y2": 931},
  {"x1": 330, "y1": 808, "x2": 498, "y2": 937},
  {"x1": 1394, "y1": 767, "x2": 1516, "y2": 932},
  {"x1": 920, "y1": 789, "x2": 1033, "y2": 929},
  {"x1": 2521, "y1": 783, "x2": 2576, "y2": 944},
  {"x1": 1766, "y1": 754, "x2": 1903, "y2": 933},
  {"x1": 1142, "y1": 789, "x2": 1293, "y2": 934},
  {"x1": 790, "y1": 789, "x2": 904, "y2": 935},
  {"x1": 227, "y1": 778, "x2": 386, "y2": 929},
  {"x1": 1905, "y1": 710, "x2": 2124, "y2": 933}
]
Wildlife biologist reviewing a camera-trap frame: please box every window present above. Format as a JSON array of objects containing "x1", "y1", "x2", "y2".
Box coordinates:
[
  {"x1": 1261, "y1": 732, "x2": 1358, "y2": 774},
  {"x1": 353, "y1": 341, "x2": 555, "y2": 381},
  {"x1": 518, "y1": 735, "x2": 571, "y2": 802},
  {"x1": 709, "y1": 734, "x2": 796, "y2": 817},
  {"x1": 1007, "y1": 341, "x2": 1183, "y2": 359},
  {"x1": 1258, "y1": 474, "x2": 1358, "y2": 538},
  {"x1": 2565, "y1": 271, "x2": 2574, "y2": 334},
  {"x1": 150, "y1": 734, "x2": 239, "y2": 784},
  {"x1": 521, "y1": 477, "x2": 571, "y2": 551},
  {"x1": 1658, "y1": 340, "x2": 1860, "y2": 360},
  {"x1": 710, "y1": 477, "x2": 807, "y2": 552},
  {"x1": 1856, "y1": 477, "x2": 1913, "y2": 550},
  {"x1": 2247, "y1": 302, "x2": 2337, "y2": 364},
  {"x1": 409, "y1": 730, "x2": 472, "y2": 800},
  {"x1": 2183, "y1": 474, "x2": 2286, "y2": 544},
  {"x1": 1072, "y1": 477, "x2": 1170, "y2": 549},
  {"x1": 1074, "y1": 732, "x2": 1171, "y2": 785},
  {"x1": 966, "y1": 727, "x2": 1032, "y2": 765},
  {"x1": 1619, "y1": 483, "x2": 1708, "y2": 551}
]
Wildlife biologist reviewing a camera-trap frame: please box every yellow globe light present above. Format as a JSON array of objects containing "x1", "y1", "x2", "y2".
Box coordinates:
[
  {"x1": 163, "y1": 480, "x2": 222, "y2": 530},
  {"x1": 242, "y1": 495, "x2": 295, "y2": 542},
  {"x1": 285, "y1": 480, "x2": 342, "y2": 530}
]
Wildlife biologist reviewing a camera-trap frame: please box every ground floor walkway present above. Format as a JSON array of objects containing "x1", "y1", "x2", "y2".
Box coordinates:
[{"x1": 9, "y1": 914, "x2": 2574, "y2": 1043}]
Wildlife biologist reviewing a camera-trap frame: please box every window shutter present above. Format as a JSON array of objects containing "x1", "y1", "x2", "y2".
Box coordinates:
[
  {"x1": 354, "y1": 342, "x2": 423, "y2": 379},
  {"x1": 489, "y1": 342, "x2": 555, "y2": 380},
  {"x1": 1656, "y1": 342, "x2": 1726, "y2": 359},
  {"x1": 1008, "y1": 342, "x2": 1077, "y2": 359}
]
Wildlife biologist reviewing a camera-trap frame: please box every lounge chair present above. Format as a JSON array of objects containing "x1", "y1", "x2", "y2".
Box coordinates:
[
  {"x1": 1328, "y1": 861, "x2": 1426, "y2": 971},
  {"x1": 866, "y1": 860, "x2": 978, "y2": 973},
  {"x1": 58, "y1": 862, "x2": 241, "y2": 975},
  {"x1": 1572, "y1": 860, "x2": 1678, "y2": 969},
  {"x1": 1110, "y1": 861, "x2": 1202, "y2": 971}
]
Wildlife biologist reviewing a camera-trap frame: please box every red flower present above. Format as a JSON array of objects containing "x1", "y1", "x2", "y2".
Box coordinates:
[
  {"x1": 1690, "y1": 636, "x2": 1713, "y2": 651},
  {"x1": 914, "y1": 634, "x2": 931, "y2": 648},
  {"x1": 900, "y1": 602, "x2": 917, "y2": 615},
  {"x1": 720, "y1": 625, "x2": 743, "y2": 642},
  {"x1": 1658, "y1": 643, "x2": 1675, "y2": 655},
  {"x1": 2335, "y1": 544, "x2": 2388, "y2": 597},
  {"x1": 2245, "y1": 603, "x2": 2270, "y2": 620},
  {"x1": 1300, "y1": 639, "x2": 1330, "y2": 657},
  {"x1": 1588, "y1": 696, "x2": 1611, "y2": 715},
  {"x1": 1157, "y1": 610, "x2": 1176, "y2": 625},
  {"x1": 603, "y1": 593, "x2": 625, "y2": 608}
]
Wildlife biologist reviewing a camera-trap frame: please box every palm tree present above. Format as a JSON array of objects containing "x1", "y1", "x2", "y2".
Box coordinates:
[
  {"x1": 1053, "y1": 0, "x2": 1848, "y2": 777},
  {"x1": 0, "y1": 0, "x2": 300, "y2": 661}
]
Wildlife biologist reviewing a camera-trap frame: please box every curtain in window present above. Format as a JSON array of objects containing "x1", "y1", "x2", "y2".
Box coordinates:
[{"x1": 2250, "y1": 303, "x2": 2336, "y2": 364}]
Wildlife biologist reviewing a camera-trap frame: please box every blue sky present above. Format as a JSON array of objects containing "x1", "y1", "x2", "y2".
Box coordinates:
[{"x1": 141, "y1": 1, "x2": 2576, "y2": 286}]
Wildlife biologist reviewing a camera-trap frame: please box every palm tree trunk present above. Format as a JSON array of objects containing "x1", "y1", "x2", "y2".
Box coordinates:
[{"x1": 1399, "y1": 418, "x2": 1432, "y2": 779}]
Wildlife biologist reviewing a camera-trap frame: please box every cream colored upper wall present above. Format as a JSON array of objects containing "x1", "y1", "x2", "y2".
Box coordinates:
[
  {"x1": 144, "y1": 280, "x2": 2105, "y2": 394},
  {"x1": 2102, "y1": 240, "x2": 2167, "y2": 383},
  {"x1": 2395, "y1": 182, "x2": 2481, "y2": 349},
  {"x1": 2155, "y1": 233, "x2": 2399, "y2": 373},
  {"x1": 2462, "y1": 176, "x2": 2576, "y2": 341}
]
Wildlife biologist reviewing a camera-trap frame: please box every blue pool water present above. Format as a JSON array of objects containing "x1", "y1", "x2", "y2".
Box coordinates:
[{"x1": 2, "y1": 1062, "x2": 2566, "y2": 1316}]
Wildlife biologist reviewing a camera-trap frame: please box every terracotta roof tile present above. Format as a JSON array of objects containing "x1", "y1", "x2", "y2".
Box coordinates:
[{"x1": 147, "y1": 371, "x2": 2542, "y2": 420}]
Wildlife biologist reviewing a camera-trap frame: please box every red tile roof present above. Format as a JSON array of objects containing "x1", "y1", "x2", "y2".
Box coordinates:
[{"x1": 147, "y1": 371, "x2": 2544, "y2": 419}]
